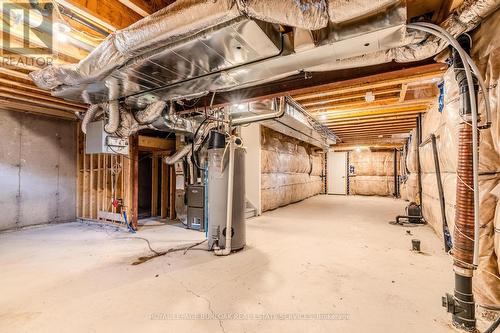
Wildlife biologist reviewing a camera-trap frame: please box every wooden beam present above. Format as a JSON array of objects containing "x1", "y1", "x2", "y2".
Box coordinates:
[
  {"x1": 138, "y1": 135, "x2": 176, "y2": 151},
  {"x1": 117, "y1": 0, "x2": 176, "y2": 16},
  {"x1": 325, "y1": 115, "x2": 418, "y2": 126},
  {"x1": 332, "y1": 126, "x2": 415, "y2": 135},
  {"x1": 0, "y1": 99, "x2": 76, "y2": 119},
  {"x1": 300, "y1": 87, "x2": 401, "y2": 107},
  {"x1": 161, "y1": 160, "x2": 168, "y2": 219},
  {"x1": 308, "y1": 96, "x2": 401, "y2": 113},
  {"x1": 334, "y1": 125, "x2": 415, "y2": 135},
  {"x1": 292, "y1": 63, "x2": 446, "y2": 101},
  {"x1": 0, "y1": 93, "x2": 82, "y2": 113},
  {"x1": 132, "y1": 135, "x2": 139, "y2": 229},
  {"x1": 0, "y1": 67, "x2": 30, "y2": 80},
  {"x1": 330, "y1": 120, "x2": 416, "y2": 130},
  {"x1": 399, "y1": 83, "x2": 408, "y2": 102},
  {"x1": 333, "y1": 143, "x2": 405, "y2": 150},
  {"x1": 337, "y1": 123, "x2": 415, "y2": 132},
  {"x1": 321, "y1": 110, "x2": 424, "y2": 123},
  {"x1": 202, "y1": 60, "x2": 442, "y2": 107},
  {"x1": 339, "y1": 132, "x2": 412, "y2": 140},
  {"x1": 169, "y1": 165, "x2": 175, "y2": 220},
  {"x1": 0, "y1": 86, "x2": 85, "y2": 108},
  {"x1": 151, "y1": 154, "x2": 159, "y2": 216},
  {"x1": 0, "y1": 78, "x2": 50, "y2": 93},
  {"x1": 118, "y1": 0, "x2": 153, "y2": 16},
  {"x1": 56, "y1": 0, "x2": 143, "y2": 31},
  {"x1": 322, "y1": 106, "x2": 428, "y2": 120},
  {"x1": 311, "y1": 98, "x2": 435, "y2": 116}
]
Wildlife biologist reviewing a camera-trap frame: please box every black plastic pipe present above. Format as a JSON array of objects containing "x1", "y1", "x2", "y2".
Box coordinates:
[
  {"x1": 393, "y1": 148, "x2": 399, "y2": 198},
  {"x1": 416, "y1": 114, "x2": 423, "y2": 207},
  {"x1": 442, "y1": 34, "x2": 477, "y2": 332},
  {"x1": 430, "y1": 134, "x2": 452, "y2": 252}
]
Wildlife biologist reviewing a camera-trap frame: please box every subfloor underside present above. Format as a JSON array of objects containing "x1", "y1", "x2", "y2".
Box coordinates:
[{"x1": 0, "y1": 195, "x2": 456, "y2": 332}]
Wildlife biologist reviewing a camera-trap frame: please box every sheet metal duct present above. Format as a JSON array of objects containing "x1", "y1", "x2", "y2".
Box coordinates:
[
  {"x1": 31, "y1": 1, "x2": 407, "y2": 108},
  {"x1": 229, "y1": 97, "x2": 336, "y2": 148}
]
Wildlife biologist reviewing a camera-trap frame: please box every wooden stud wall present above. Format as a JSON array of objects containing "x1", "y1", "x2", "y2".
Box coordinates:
[
  {"x1": 76, "y1": 130, "x2": 176, "y2": 228},
  {"x1": 76, "y1": 131, "x2": 134, "y2": 221}
]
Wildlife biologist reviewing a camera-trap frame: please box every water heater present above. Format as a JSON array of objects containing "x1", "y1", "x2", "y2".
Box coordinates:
[{"x1": 207, "y1": 131, "x2": 246, "y2": 251}]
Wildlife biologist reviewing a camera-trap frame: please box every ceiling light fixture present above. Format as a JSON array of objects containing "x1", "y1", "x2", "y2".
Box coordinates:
[{"x1": 365, "y1": 91, "x2": 375, "y2": 103}]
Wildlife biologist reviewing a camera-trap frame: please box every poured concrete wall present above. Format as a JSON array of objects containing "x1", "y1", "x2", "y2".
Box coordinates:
[{"x1": 0, "y1": 111, "x2": 76, "y2": 231}]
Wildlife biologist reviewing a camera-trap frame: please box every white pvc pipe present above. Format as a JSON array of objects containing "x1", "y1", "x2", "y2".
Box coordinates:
[
  {"x1": 407, "y1": 23, "x2": 481, "y2": 267},
  {"x1": 415, "y1": 22, "x2": 492, "y2": 127},
  {"x1": 214, "y1": 136, "x2": 235, "y2": 256}
]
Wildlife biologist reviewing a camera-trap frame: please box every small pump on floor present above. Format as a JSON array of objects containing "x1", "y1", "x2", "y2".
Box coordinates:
[{"x1": 391, "y1": 202, "x2": 425, "y2": 226}]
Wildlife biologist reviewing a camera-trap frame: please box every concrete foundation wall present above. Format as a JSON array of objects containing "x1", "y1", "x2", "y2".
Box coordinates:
[{"x1": 0, "y1": 111, "x2": 76, "y2": 231}]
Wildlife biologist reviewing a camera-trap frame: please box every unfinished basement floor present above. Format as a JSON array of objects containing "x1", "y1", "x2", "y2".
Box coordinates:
[{"x1": 0, "y1": 196, "x2": 456, "y2": 333}]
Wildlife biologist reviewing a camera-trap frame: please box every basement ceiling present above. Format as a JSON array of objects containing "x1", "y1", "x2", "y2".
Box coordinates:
[
  {"x1": 291, "y1": 64, "x2": 445, "y2": 147},
  {"x1": 0, "y1": 0, "x2": 457, "y2": 132}
]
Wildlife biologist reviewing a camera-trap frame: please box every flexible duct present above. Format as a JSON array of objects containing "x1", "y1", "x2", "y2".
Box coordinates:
[
  {"x1": 149, "y1": 103, "x2": 194, "y2": 135},
  {"x1": 164, "y1": 144, "x2": 192, "y2": 165},
  {"x1": 81, "y1": 104, "x2": 101, "y2": 134},
  {"x1": 134, "y1": 100, "x2": 167, "y2": 124},
  {"x1": 104, "y1": 101, "x2": 120, "y2": 134},
  {"x1": 104, "y1": 79, "x2": 120, "y2": 133}
]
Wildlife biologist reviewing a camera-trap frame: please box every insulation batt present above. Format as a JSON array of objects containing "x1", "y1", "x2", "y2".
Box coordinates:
[
  {"x1": 261, "y1": 127, "x2": 324, "y2": 212},
  {"x1": 401, "y1": 10, "x2": 500, "y2": 308},
  {"x1": 349, "y1": 151, "x2": 397, "y2": 197}
]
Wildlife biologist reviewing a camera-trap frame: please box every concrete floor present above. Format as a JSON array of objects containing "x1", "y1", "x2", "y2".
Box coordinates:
[{"x1": 0, "y1": 195, "x2": 457, "y2": 333}]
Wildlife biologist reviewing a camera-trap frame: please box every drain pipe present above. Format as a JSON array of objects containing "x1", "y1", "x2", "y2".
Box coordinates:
[
  {"x1": 441, "y1": 35, "x2": 478, "y2": 331},
  {"x1": 214, "y1": 135, "x2": 236, "y2": 256},
  {"x1": 393, "y1": 148, "x2": 399, "y2": 198},
  {"x1": 416, "y1": 113, "x2": 423, "y2": 207}
]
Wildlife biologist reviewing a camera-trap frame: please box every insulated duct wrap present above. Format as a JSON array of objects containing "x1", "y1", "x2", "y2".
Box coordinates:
[
  {"x1": 236, "y1": 0, "x2": 329, "y2": 30},
  {"x1": 401, "y1": 11, "x2": 500, "y2": 307},
  {"x1": 134, "y1": 101, "x2": 167, "y2": 124},
  {"x1": 261, "y1": 127, "x2": 323, "y2": 212},
  {"x1": 30, "y1": 0, "x2": 499, "y2": 101}
]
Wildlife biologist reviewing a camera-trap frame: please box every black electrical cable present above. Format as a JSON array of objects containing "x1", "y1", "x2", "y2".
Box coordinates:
[
  {"x1": 191, "y1": 117, "x2": 213, "y2": 170},
  {"x1": 484, "y1": 316, "x2": 500, "y2": 333}
]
